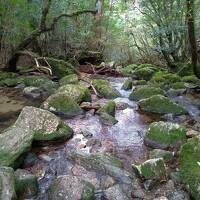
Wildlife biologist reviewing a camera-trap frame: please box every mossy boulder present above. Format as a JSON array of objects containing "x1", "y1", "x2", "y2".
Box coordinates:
[
  {"x1": 144, "y1": 121, "x2": 187, "y2": 149},
  {"x1": 23, "y1": 76, "x2": 58, "y2": 94},
  {"x1": 120, "y1": 64, "x2": 139, "y2": 76},
  {"x1": 48, "y1": 175, "x2": 95, "y2": 200},
  {"x1": 99, "y1": 101, "x2": 116, "y2": 117},
  {"x1": 0, "y1": 77, "x2": 23, "y2": 87},
  {"x1": 139, "y1": 95, "x2": 187, "y2": 115},
  {"x1": 0, "y1": 166, "x2": 17, "y2": 200},
  {"x1": 92, "y1": 79, "x2": 121, "y2": 99},
  {"x1": 100, "y1": 112, "x2": 118, "y2": 126},
  {"x1": 179, "y1": 136, "x2": 200, "y2": 200},
  {"x1": 0, "y1": 106, "x2": 73, "y2": 167},
  {"x1": 149, "y1": 149, "x2": 174, "y2": 162},
  {"x1": 42, "y1": 92, "x2": 83, "y2": 118},
  {"x1": 132, "y1": 158, "x2": 167, "y2": 180},
  {"x1": 129, "y1": 86, "x2": 165, "y2": 101},
  {"x1": 132, "y1": 67, "x2": 157, "y2": 81},
  {"x1": 122, "y1": 78, "x2": 133, "y2": 90},
  {"x1": 15, "y1": 169, "x2": 38, "y2": 199},
  {"x1": 181, "y1": 75, "x2": 199, "y2": 83},
  {"x1": 59, "y1": 74, "x2": 79, "y2": 85},
  {"x1": 58, "y1": 84, "x2": 91, "y2": 103},
  {"x1": 47, "y1": 58, "x2": 75, "y2": 79}
]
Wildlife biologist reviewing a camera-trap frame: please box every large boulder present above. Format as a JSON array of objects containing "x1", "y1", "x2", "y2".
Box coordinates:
[
  {"x1": 0, "y1": 166, "x2": 17, "y2": 200},
  {"x1": 132, "y1": 158, "x2": 167, "y2": 180},
  {"x1": 179, "y1": 136, "x2": 200, "y2": 200},
  {"x1": 0, "y1": 106, "x2": 73, "y2": 167},
  {"x1": 92, "y1": 79, "x2": 121, "y2": 99},
  {"x1": 59, "y1": 74, "x2": 79, "y2": 85},
  {"x1": 58, "y1": 84, "x2": 91, "y2": 103},
  {"x1": 144, "y1": 121, "x2": 187, "y2": 149},
  {"x1": 42, "y1": 92, "x2": 83, "y2": 118},
  {"x1": 48, "y1": 175, "x2": 95, "y2": 200},
  {"x1": 139, "y1": 95, "x2": 187, "y2": 115},
  {"x1": 129, "y1": 86, "x2": 165, "y2": 101}
]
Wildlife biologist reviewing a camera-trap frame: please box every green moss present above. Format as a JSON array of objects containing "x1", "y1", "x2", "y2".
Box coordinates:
[
  {"x1": 149, "y1": 149, "x2": 174, "y2": 162},
  {"x1": 137, "y1": 80, "x2": 147, "y2": 85},
  {"x1": 122, "y1": 78, "x2": 132, "y2": 90},
  {"x1": 44, "y1": 92, "x2": 82, "y2": 117},
  {"x1": 58, "y1": 84, "x2": 91, "y2": 103},
  {"x1": 182, "y1": 75, "x2": 199, "y2": 83},
  {"x1": 120, "y1": 64, "x2": 139, "y2": 76},
  {"x1": 171, "y1": 82, "x2": 188, "y2": 89},
  {"x1": 129, "y1": 86, "x2": 165, "y2": 101},
  {"x1": 132, "y1": 67, "x2": 156, "y2": 81},
  {"x1": 82, "y1": 181, "x2": 95, "y2": 200},
  {"x1": 92, "y1": 79, "x2": 120, "y2": 99},
  {"x1": 59, "y1": 74, "x2": 79, "y2": 85},
  {"x1": 0, "y1": 77, "x2": 23, "y2": 87},
  {"x1": 139, "y1": 95, "x2": 187, "y2": 115},
  {"x1": 99, "y1": 101, "x2": 116, "y2": 117},
  {"x1": 34, "y1": 121, "x2": 73, "y2": 141},
  {"x1": 100, "y1": 112, "x2": 118, "y2": 125},
  {"x1": 140, "y1": 158, "x2": 166, "y2": 180},
  {"x1": 180, "y1": 136, "x2": 200, "y2": 200},
  {"x1": 146, "y1": 121, "x2": 187, "y2": 147}
]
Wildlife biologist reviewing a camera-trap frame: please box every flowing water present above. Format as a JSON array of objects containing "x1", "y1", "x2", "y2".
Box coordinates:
[{"x1": 1, "y1": 77, "x2": 200, "y2": 199}]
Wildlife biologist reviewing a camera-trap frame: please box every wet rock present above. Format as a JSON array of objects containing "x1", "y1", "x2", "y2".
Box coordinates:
[
  {"x1": 132, "y1": 158, "x2": 167, "y2": 181},
  {"x1": 153, "y1": 197, "x2": 168, "y2": 200},
  {"x1": 68, "y1": 151, "x2": 146, "y2": 199},
  {"x1": 139, "y1": 95, "x2": 187, "y2": 115},
  {"x1": 179, "y1": 135, "x2": 200, "y2": 199},
  {"x1": 129, "y1": 86, "x2": 165, "y2": 101},
  {"x1": 42, "y1": 92, "x2": 83, "y2": 118},
  {"x1": 99, "y1": 101, "x2": 116, "y2": 117},
  {"x1": 149, "y1": 149, "x2": 174, "y2": 162},
  {"x1": 100, "y1": 176, "x2": 115, "y2": 189},
  {"x1": 23, "y1": 86, "x2": 43, "y2": 99},
  {"x1": 143, "y1": 179, "x2": 157, "y2": 191},
  {"x1": 186, "y1": 129, "x2": 199, "y2": 138},
  {"x1": 144, "y1": 121, "x2": 187, "y2": 149},
  {"x1": 92, "y1": 79, "x2": 121, "y2": 99},
  {"x1": 167, "y1": 190, "x2": 190, "y2": 200},
  {"x1": 116, "y1": 102, "x2": 129, "y2": 110},
  {"x1": 0, "y1": 106, "x2": 73, "y2": 167},
  {"x1": 59, "y1": 74, "x2": 79, "y2": 85},
  {"x1": 15, "y1": 169, "x2": 38, "y2": 199},
  {"x1": 58, "y1": 84, "x2": 91, "y2": 103},
  {"x1": 81, "y1": 131, "x2": 93, "y2": 138},
  {"x1": 23, "y1": 153, "x2": 38, "y2": 168},
  {"x1": 169, "y1": 172, "x2": 181, "y2": 185},
  {"x1": 86, "y1": 138, "x2": 101, "y2": 148},
  {"x1": 0, "y1": 166, "x2": 17, "y2": 200},
  {"x1": 104, "y1": 184, "x2": 129, "y2": 200},
  {"x1": 167, "y1": 89, "x2": 186, "y2": 98},
  {"x1": 100, "y1": 112, "x2": 118, "y2": 126},
  {"x1": 121, "y1": 78, "x2": 133, "y2": 90},
  {"x1": 48, "y1": 175, "x2": 95, "y2": 200}
]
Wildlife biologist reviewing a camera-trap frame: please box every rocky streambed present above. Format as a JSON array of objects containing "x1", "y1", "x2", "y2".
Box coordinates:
[{"x1": 0, "y1": 71, "x2": 200, "y2": 200}]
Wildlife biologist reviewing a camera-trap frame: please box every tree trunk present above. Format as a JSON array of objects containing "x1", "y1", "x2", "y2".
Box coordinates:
[{"x1": 186, "y1": 0, "x2": 200, "y2": 78}]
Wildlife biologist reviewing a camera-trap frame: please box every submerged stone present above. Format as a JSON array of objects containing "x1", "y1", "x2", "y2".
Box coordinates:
[
  {"x1": 0, "y1": 106, "x2": 73, "y2": 167},
  {"x1": 129, "y1": 86, "x2": 165, "y2": 101},
  {"x1": 0, "y1": 166, "x2": 17, "y2": 200},
  {"x1": 58, "y1": 84, "x2": 91, "y2": 103},
  {"x1": 132, "y1": 158, "x2": 167, "y2": 180},
  {"x1": 42, "y1": 92, "x2": 82, "y2": 118},
  {"x1": 48, "y1": 175, "x2": 95, "y2": 200},
  {"x1": 139, "y1": 95, "x2": 187, "y2": 115},
  {"x1": 144, "y1": 121, "x2": 187, "y2": 149},
  {"x1": 180, "y1": 135, "x2": 200, "y2": 200},
  {"x1": 92, "y1": 79, "x2": 121, "y2": 99}
]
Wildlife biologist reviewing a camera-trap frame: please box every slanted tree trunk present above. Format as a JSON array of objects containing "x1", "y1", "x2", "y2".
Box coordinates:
[
  {"x1": 6, "y1": 0, "x2": 95, "y2": 72},
  {"x1": 186, "y1": 0, "x2": 200, "y2": 78}
]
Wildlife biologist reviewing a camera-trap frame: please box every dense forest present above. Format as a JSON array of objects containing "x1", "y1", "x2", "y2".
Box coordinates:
[{"x1": 0, "y1": 0, "x2": 200, "y2": 200}]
